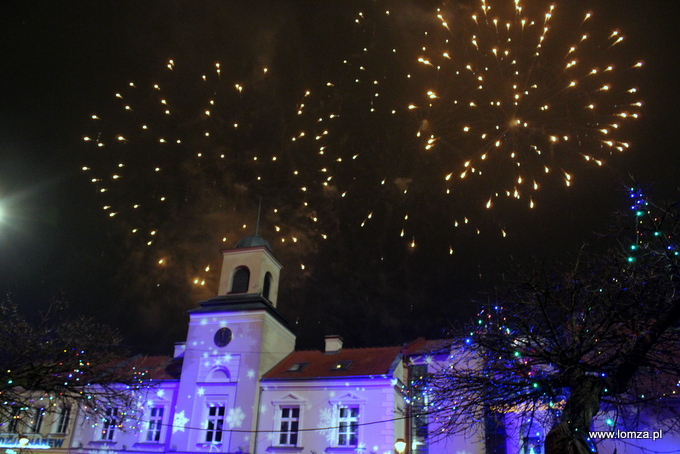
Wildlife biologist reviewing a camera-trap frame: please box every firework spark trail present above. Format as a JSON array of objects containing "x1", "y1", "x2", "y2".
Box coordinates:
[
  {"x1": 82, "y1": 0, "x2": 643, "y2": 266},
  {"x1": 82, "y1": 60, "x2": 318, "y2": 291},
  {"x1": 286, "y1": 0, "x2": 643, "y2": 249}
]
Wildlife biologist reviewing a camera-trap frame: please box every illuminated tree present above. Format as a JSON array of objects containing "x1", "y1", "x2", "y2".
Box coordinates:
[
  {"x1": 424, "y1": 187, "x2": 680, "y2": 454},
  {"x1": 0, "y1": 296, "x2": 149, "y2": 433}
]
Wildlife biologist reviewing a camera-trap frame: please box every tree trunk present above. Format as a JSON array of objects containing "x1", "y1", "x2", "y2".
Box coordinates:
[{"x1": 545, "y1": 376, "x2": 602, "y2": 454}]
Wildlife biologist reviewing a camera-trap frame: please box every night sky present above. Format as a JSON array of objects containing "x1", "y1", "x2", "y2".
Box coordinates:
[{"x1": 1, "y1": 0, "x2": 679, "y2": 354}]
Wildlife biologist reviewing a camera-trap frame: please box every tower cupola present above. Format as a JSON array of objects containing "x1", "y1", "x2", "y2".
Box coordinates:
[{"x1": 217, "y1": 234, "x2": 283, "y2": 306}]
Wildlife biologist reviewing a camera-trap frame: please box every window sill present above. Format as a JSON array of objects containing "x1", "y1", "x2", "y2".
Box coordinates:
[
  {"x1": 325, "y1": 447, "x2": 361, "y2": 453},
  {"x1": 266, "y1": 447, "x2": 304, "y2": 452},
  {"x1": 88, "y1": 441, "x2": 117, "y2": 446},
  {"x1": 196, "y1": 442, "x2": 223, "y2": 448}
]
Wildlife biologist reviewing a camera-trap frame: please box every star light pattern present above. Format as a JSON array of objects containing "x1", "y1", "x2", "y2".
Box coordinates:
[
  {"x1": 319, "y1": 408, "x2": 334, "y2": 443},
  {"x1": 172, "y1": 410, "x2": 189, "y2": 433},
  {"x1": 287, "y1": 0, "x2": 642, "y2": 245},
  {"x1": 226, "y1": 407, "x2": 246, "y2": 428}
]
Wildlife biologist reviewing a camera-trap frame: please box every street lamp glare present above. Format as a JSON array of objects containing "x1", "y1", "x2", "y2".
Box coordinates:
[{"x1": 394, "y1": 438, "x2": 407, "y2": 454}]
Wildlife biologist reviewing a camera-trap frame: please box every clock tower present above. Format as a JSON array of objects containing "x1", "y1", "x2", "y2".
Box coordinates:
[{"x1": 172, "y1": 235, "x2": 295, "y2": 454}]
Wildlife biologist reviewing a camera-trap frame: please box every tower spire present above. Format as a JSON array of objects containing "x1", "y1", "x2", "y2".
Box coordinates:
[{"x1": 255, "y1": 197, "x2": 262, "y2": 236}]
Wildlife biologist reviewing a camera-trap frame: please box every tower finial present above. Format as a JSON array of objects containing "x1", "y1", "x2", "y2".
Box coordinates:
[{"x1": 255, "y1": 197, "x2": 262, "y2": 236}]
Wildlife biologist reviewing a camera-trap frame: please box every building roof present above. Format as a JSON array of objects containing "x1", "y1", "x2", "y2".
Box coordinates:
[
  {"x1": 115, "y1": 355, "x2": 176, "y2": 381},
  {"x1": 235, "y1": 234, "x2": 272, "y2": 251},
  {"x1": 189, "y1": 294, "x2": 293, "y2": 332},
  {"x1": 402, "y1": 338, "x2": 452, "y2": 356},
  {"x1": 262, "y1": 346, "x2": 403, "y2": 380},
  {"x1": 133, "y1": 355, "x2": 175, "y2": 380}
]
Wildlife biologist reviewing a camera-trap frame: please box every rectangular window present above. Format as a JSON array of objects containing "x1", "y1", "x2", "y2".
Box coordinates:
[
  {"x1": 278, "y1": 406, "x2": 300, "y2": 446},
  {"x1": 287, "y1": 362, "x2": 309, "y2": 372},
  {"x1": 56, "y1": 406, "x2": 71, "y2": 434},
  {"x1": 32, "y1": 408, "x2": 45, "y2": 433},
  {"x1": 205, "y1": 404, "x2": 226, "y2": 443},
  {"x1": 331, "y1": 361, "x2": 353, "y2": 371},
  {"x1": 146, "y1": 406, "x2": 164, "y2": 442},
  {"x1": 337, "y1": 406, "x2": 359, "y2": 447},
  {"x1": 101, "y1": 407, "x2": 119, "y2": 441}
]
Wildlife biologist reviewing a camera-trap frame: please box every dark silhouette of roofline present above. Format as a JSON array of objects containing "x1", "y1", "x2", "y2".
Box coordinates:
[{"x1": 189, "y1": 293, "x2": 293, "y2": 335}]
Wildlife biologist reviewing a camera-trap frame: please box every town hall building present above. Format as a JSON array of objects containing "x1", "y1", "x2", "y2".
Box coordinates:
[
  {"x1": 64, "y1": 235, "x2": 484, "y2": 454},
  {"x1": 4, "y1": 235, "x2": 678, "y2": 454}
]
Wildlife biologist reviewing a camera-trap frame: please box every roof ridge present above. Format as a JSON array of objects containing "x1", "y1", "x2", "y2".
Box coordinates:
[{"x1": 340, "y1": 345, "x2": 401, "y2": 350}]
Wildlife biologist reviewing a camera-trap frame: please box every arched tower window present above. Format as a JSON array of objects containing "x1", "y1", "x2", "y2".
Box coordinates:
[
  {"x1": 263, "y1": 272, "x2": 273, "y2": 300},
  {"x1": 230, "y1": 266, "x2": 250, "y2": 294},
  {"x1": 206, "y1": 367, "x2": 231, "y2": 382}
]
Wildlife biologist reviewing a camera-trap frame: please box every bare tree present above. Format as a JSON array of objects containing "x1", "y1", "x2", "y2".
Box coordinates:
[
  {"x1": 0, "y1": 295, "x2": 152, "y2": 434},
  {"x1": 424, "y1": 187, "x2": 680, "y2": 454}
]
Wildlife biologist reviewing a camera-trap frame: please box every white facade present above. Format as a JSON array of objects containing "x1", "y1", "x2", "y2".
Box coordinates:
[{"x1": 257, "y1": 376, "x2": 405, "y2": 454}]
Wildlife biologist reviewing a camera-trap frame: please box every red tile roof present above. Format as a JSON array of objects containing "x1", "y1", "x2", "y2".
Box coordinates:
[
  {"x1": 402, "y1": 338, "x2": 452, "y2": 356},
  {"x1": 262, "y1": 346, "x2": 402, "y2": 380},
  {"x1": 125, "y1": 355, "x2": 176, "y2": 380}
]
